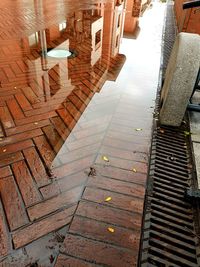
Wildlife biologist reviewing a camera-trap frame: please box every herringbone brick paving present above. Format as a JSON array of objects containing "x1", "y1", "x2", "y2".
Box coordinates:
[{"x1": 0, "y1": 0, "x2": 165, "y2": 266}]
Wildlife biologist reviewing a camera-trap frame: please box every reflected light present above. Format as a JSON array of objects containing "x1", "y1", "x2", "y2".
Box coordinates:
[{"x1": 47, "y1": 49, "x2": 72, "y2": 58}]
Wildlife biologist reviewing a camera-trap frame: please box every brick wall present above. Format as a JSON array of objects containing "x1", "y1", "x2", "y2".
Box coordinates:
[{"x1": 174, "y1": 0, "x2": 200, "y2": 33}]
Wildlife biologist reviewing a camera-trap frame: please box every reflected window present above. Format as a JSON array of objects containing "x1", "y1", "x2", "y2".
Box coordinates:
[
  {"x1": 95, "y1": 30, "x2": 101, "y2": 50},
  {"x1": 59, "y1": 21, "x2": 67, "y2": 32},
  {"x1": 116, "y1": 35, "x2": 119, "y2": 48},
  {"x1": 28, "y1": 32, "x2": 39, "y2": 46},
  {"x1": 118, "y1": 14, "x2": 121, "y2": 28}
]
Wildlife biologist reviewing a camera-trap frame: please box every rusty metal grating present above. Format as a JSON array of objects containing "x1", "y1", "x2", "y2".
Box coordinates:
[{"x1": 139, "y1": 125, "x2": 200, "y2": 267}]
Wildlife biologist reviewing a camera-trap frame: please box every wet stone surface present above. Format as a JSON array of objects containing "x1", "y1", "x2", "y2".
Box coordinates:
[{"x1": 0, "y1": 0, "x2": 165, "y2": 266}]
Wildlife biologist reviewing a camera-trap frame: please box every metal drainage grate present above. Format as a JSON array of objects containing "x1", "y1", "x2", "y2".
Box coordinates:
[{"x1": 139, "y1": 125, "x2": 200, "y2": 267}]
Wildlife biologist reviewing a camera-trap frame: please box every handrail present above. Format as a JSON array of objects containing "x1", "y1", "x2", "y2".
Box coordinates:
[{"x1": 183, "y1": 0, "x2": 200, "y2": 9}]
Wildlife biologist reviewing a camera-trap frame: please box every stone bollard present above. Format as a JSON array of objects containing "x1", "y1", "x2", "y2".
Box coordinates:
[{"x1": 159, "y1": 32, "x2": 200, "y2": 127}]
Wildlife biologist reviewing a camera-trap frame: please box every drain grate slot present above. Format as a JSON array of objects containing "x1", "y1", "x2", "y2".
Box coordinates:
[
  {"x1": 151, "y1": 224, "x2": 196, "y2": 245},
  {"x1": 149, "y1": 237, "x2": 197, "y2": 261},
  {"x1": 151, "y1": 204, "x2": 193, "y2": 222},
  {"x1": 150, "y1": 231, "x2": 196, "y2": 253},
  {"x1": 149, "y1": 246, "x2": 197, "y2": 267}
]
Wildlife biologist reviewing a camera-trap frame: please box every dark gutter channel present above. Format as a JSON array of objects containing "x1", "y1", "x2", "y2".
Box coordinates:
[{"x1": 138, "y1": 1, "x2": 200, "y2": 266}]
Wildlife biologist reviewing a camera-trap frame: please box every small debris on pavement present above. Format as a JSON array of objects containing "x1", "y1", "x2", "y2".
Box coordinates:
[
  {"x1": 105, "y1": 197, "x2": 112, "y2": 202},
  {"x1": 88, "y1": 167, "x2": 96, "y2": 177},
  {"x1": 184, "y1": 131, "x2": 192, "y2": 136},
  {"x1": 102, "y1": 155, "x2": 109, "y2": 162},
  {"x1": 108, "y1": 227, "x2": 115, "y2": 233}
]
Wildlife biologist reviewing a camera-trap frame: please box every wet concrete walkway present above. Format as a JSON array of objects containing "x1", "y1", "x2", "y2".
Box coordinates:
[{"x1": 0, "y1": 1, "x2": 165, "y2": 266}]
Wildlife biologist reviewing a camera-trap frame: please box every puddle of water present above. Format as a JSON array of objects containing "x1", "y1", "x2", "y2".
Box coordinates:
[{"x1": 0, "y1": 1, "x2": 165, "y2": 265}]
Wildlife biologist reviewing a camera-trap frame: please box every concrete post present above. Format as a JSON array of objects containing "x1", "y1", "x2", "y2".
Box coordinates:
[{"x1": 159, "y1": 32, "x2": 200, "y2": 127}]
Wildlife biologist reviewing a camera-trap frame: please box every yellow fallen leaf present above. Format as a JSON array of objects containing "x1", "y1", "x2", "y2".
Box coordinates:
[
  {"x1": 135, "y1": 128, "x2": 142, "y2": 131},
  {"x1": 108, "y1": 227, "x2": 115, "y2": 233},
  {"x1": 102, "y1": 156, "x2": 109, "y2": 162},
  {"x1": 184, "y1": 131, "x2": 192, "y2": 136},
  {"x1": 132, "y1": 168, "x2": 137, "y2": 173},
  {"x1": 105, "y1": 197, "x2": 112, "y2": 202}
]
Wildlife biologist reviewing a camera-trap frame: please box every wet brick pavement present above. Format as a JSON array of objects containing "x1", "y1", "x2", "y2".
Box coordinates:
[{"x1": 0, "y1": 0, "x2": 165, "y2": 266}]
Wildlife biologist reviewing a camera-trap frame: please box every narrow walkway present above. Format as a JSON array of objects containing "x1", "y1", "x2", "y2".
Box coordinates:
[{"x1": 0, "y1": 1, "x2": 165, "y2": 266}]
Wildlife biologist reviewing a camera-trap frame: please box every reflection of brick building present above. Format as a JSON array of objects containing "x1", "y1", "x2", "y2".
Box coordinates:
[
  {"x1": 174, "y1": 0, "x2": 200, "y2": 34},
  {"x1": 124, "y1": 0, "x2": 151, "y2": 34},
  {"x1": 0, "y1": 2, "x2": 127, "y2": 261},
  {"x1": 14, "y1": 5, "x2": 127, "y2": 164}
]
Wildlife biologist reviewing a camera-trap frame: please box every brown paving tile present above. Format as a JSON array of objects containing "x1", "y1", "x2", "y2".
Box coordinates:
[
  {"x1": 66, "y1": 133, "x2": 104, "y2": 151},
  {"x1": 0, "y1": 201, "x2": 11, "y2": 258},
  {"x1": 23, "y1": 147, "x2": 50, "y2": 187},
  {"x1": 12, "y1": 161, "x2": 42, "y2": 206},
  {"x1": 62, "y1": 234, "x2": 137, "y2": 267},
  {"x1": 65, "y1": 101, "x2": 82, "y2": 120},
  {"x1": 50, "y1": 116, "x2": 71, "y2": 141},
  {"x1": 12, "y1": 206, "x2": 76, "y2": 249},
  {"x1": 25, "y1": 104, "x2": 63, "y2": 117},
  {"x1": 107, "y1": 129, "x2": 150, "y2": 144},
  {"x1": 40, "y1": 172, "x2": 88, "y2": 198},
  {"x1": 33, "y1": 135, "x2": 57, "y2": 168},
  {"x1": 0, "y1": 139, "x2": 34, "y2": 156},
  {"x1": 59, "y1": 142, "x2": 100, "y2": 164},
  {"x1": 87, "y1": 175, "x2": 145, "y2": 198},
  {"x1": 70, "y1": 216, "x2": 140, "y2": 250},
  {"x1": 28, "y1": 186, "x2": 83, "y2": 221},
  {"x1": 57, "y1": 108, "x2": 76, "y2": 131},
  {"x1": 53, "y1": 155, "x2": 95, "y2": 179},
  {"x1": 39, "y1": 182, "x2": 61, "y2": 199},
  {"x1": 21, "y1": 86, "x2": 40, "y2": 105},
  {"x1": 6, "y1": 98, "x2": 25, "y2": 120},
  {"x1": 83, "y1": 187, "x2": 144, "y2": 214},
  {"x1": 42, "y1": 124, "x2": 64, "y2": 153},
  {"x1": 0, "y1": 176, "x2": 28, "y2": 230},
  {"x1": 103, "y1": 136, "x2": 149, "y2": 153},
  {"x1": 0, "y1": 128, "x2": 43, "y2": 146},
  {"x1": 14, "y1": 111, "x2": 57, "y2": 126},
  {"x1": 0, "y1": 106, "x2": 15, "y2": 128},
  {"x1": 73, "y1": 123, "x2": 108, "y2": 139},
  {"x1": 77, "y1": 114, "x2": 112, "y2": 129},
  {"x1": 3, "y1": 66, "x2": 16, "y2": 79},
  {"x1": 0, "y1": 151, "x2": 24, "y2": 168},
  {"x1": 68, "y1": 94, "x2": 87, "y2": 113},
  {"x1": 99, "y1": 144, "x2": 148, "y2": 163},
  {"x1": 95, "y1": 164, "x2": 147, "y2": 184},
  {"x1": 55, "y1": 254, "x2": 97, "y2": 267},
  {"x1": 15, "y1": 92, "x2": 33, "y2": 111},
  {"x1": 0, "y1": 166, "x2": 12, "y2": 178},
  {"x1": 76, "y1": 201, "x2": 142, "y2": 230},
  {"x1": 5, "y1": 119, "x2": 50, "y2": 136},
  {"x1": 96, "y1": 154, "x2": 148, "y2": 173}
]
